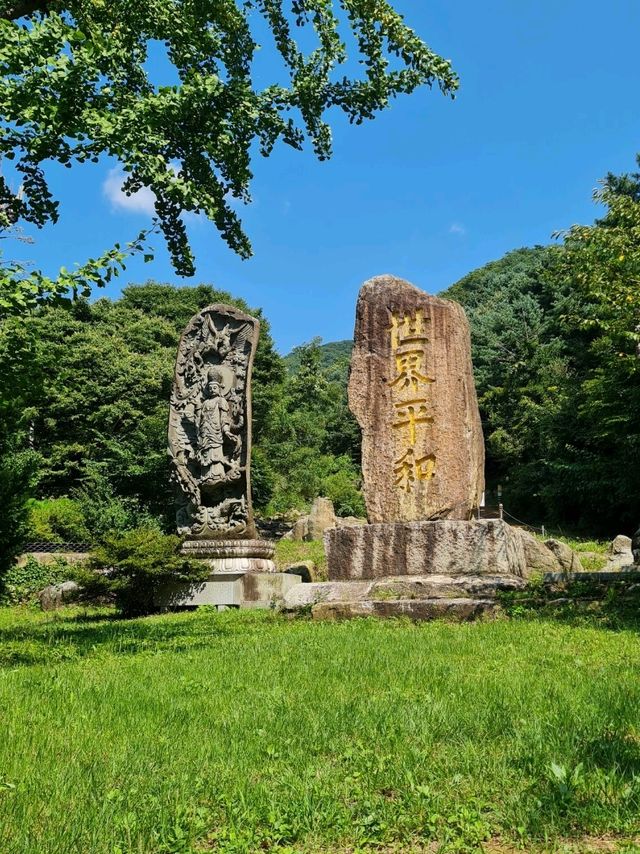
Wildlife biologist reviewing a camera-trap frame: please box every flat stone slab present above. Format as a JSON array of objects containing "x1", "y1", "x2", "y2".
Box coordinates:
[
  {"x1": 157, "y1": 571, "x2": 301, "y2": 609},
  {"x1": 543, "y1": 569, "x2": 640, "y2": 585},
  {"x1": 311, "y1": 598, "x2": 499, "y2": 622},
  {"x1": 282, "y1": 573, "x2": 525, "y2": 612},
  {"x1": 325, "y1": 519, "x2": 527, "y2": 581}
]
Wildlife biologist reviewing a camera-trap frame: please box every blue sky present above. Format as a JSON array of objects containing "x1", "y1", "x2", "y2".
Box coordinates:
[{"x1": 14, "y1": 0, "x2": 640, "y2": 353}]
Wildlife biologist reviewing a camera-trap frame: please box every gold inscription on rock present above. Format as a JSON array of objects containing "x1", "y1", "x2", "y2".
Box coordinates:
[
  {"x1": 394, "y1": 449, "x2": 437, "y2": 492},
  {"x1": 389, "y1": 309, "x2": 437, "y2": 494},
  {"x1": 389, "y1": 351, "x2": 434, "y2": 393},
  {"x1": 392, "y1": 399, "x2": 433, "y2": 446},
  {"x1": 389, "y1": 309, "x2": 430, "y2": 350}
]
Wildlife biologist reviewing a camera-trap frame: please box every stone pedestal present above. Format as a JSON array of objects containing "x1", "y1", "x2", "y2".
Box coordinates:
[
  {"x1": 158, "y1": 571, "x2": 301, "y2": 610},
  {"x1": 155, "y1": 537, "x2": 301, "y2": 609},
  {"x1": 180, "y1": 538, "x2": 276, "y2": 573},
  {"x1": 325, "y1": 520, "x2": 528, "y2": 581}
]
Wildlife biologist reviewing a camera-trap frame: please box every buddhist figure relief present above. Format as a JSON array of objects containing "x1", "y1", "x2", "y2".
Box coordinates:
[{"x1": 168, "y1": 305, "x2": 259, "y2": 539}]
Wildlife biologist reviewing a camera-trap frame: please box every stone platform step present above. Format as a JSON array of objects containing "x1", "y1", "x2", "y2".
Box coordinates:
[
  {"x1": 283, "y1": 573, "x2": 524, "y2": 610},
  {"x1": 282, "y1": 574, "x2": 525, "y2": 621},
  {"x1": 310, "y1": 598, "x2": 499, "y2": 622}
]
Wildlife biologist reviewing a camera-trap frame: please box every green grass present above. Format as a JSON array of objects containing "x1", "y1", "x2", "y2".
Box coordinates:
[
  {"x1": 273, "y1": 539, "x2": 327, "y2": 579},
  {"x1": 1, "y1": 607, "x2": 640, "y2": 853}
]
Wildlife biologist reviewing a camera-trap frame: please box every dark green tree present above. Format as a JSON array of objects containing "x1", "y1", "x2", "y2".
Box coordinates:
[{"x1": 8, "y1": 282, "x2": 285, "y2": 533}]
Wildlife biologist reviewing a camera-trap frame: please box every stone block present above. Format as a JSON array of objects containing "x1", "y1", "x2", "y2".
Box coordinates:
[
  {"x1": 324, "y1": 519, "x2": 527, "y2": 581},
  {"x1": 513, "y1": 528, "x2": 561, "y2": 574},
  {"x1": 156, "y1": 571, "x2": 301, "y2": 609},
  {"x1": 544, "y1": 539, "x2": 584, "y2": 573},
  {"x1": 311, "y1": 598, "x2": 499, "y2": 622},
  {"x1": 39, "y1": 580, "x2": 80, "y2": 611},
  {"x1": 282, "y1": 573, "x2": 525, "y2": 612},
  {"x1": 606, "y1": 535, "x2": 635, "y2": 569}
]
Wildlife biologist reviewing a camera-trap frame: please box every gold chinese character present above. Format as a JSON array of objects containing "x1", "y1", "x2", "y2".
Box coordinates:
[
  {"x1": 389, "y1": 309, "x2": 430, "y2": 350},
  {"x1": 394, "y1": 448, "x2": 436, "y2": 492},
  {"x1": 392, "y1": 399, "x2": 433, "y2": 446},
  {"x1": 389, "y1": 350, "x2": 434, "y2": 393}
]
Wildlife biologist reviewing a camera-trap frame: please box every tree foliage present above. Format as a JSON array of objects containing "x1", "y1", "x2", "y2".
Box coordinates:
[
  {"x1": 0, "y1": 0, "x2": 457, "y2": 300},
  {"x1": 0, "y1": 283, "x2": 364, "y2": 558},
  {"x1": 444, "y1": 159, "x2": 640, "y2": 536},
  {"x1": 84, "y1": 527, "x2": 208, "y2": 616}
]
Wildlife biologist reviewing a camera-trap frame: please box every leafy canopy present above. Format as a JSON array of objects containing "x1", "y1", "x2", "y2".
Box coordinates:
[{"x1": 0, "y1": 0, "x2": 458, "y2": 304}]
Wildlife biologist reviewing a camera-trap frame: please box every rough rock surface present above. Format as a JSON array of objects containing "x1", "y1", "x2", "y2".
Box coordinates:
[
  {"x1": 287, "y1": 497, "x2": 337, "y2": 541},
  {"x1": 606, "y1": 535, "x2": 635, "y2": 569},
  {"x1": 283, "y1": 561, "x2": 315, "y2": 583},
  {"x1": 282, "y1": 573, "x2": 525, "y2": 612},
  {"x1": 324, "y1": 519, "x2": 529, "y2": 581},
  {"x1": 513, "y1": 528, "x2": 561, "y2": 574},
  {"x1": 545, "y1": 539, "x2": 584, "y2": 573},
  {"x1": 286, "y1": 497, "x2": 366, "y2": 542},
  {"x1": 349, "y1": 275, "x2": 484, "y2": 523},
  {"x1": 39, "y1": 580, "x2": 80, "y2": 611},
  {"x1": 311, "y1": 599, "x2": 499, "y2": 622}
]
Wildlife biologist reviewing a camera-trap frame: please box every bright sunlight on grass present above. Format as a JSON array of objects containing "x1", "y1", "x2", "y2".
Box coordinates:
[{"x1": 1, "y1": 606, "x2": 640, "y2": 853}]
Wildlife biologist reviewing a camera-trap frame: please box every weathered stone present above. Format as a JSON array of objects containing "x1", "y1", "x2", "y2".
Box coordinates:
[
  {"x1": 324, "y1": 519, "x2": 529, "y2": 581},
  {"x1": 157, "y1": 571, "x2": 301, "y2": 609},
  {"x1": 349, "y1": 275, "x2": 484, "y2": 523},
  {"x1": 311, "y1": 598, "x2": 499, "y2": 622},
  {"x1": 282, "y1": 573, "x2": 525, "y2": 612},
  {"x1": 179, "y1": 539, "x2": 276, "y2": 573},
  {"x1": 543, "y1": 569, "x2": 640, "y2": 586},
  {"x1": 369, "y1": 573, "x2": 526, "y2": 598},
  {"x1": 512, "y1": 528, "x2": 561, "y2": 574},
  {"x1": 39, "y1": 580, "x2": 80, "y2": 611},
  {"x1": 287, "y1": 497, "x2": 337, "y2": 542},
  {"x1": 544, "y1": 539, "x2": 584, "y2": 573},
  {"x1": 283, "y1": 561, "x2": 315, "y2": 583},
  {"x1": 169, "y1": 304, "x2": 260, "y2": 541},
  {"x1": 283, "y1": 580, "x2": 372, "y2": 610},
  {"x1": 606, "y1": 535, "x2": 635, "y2": 569},
  {"x1": 337, "y1": 516, "x2": 367, "y2": 528}
]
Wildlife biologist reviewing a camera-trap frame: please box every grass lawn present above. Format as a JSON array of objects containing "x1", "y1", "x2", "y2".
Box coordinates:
[{"x1": 1, "y1": 607, "x2": 640, "y2": 853}]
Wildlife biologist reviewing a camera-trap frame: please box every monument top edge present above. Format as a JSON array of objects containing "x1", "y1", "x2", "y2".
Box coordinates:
[
  {"x1": 186, "y1": 303, "x2": 260, "y2": 323},
  {"x1": 358, "y1": 275, "x2": 459, "y2": 310}
]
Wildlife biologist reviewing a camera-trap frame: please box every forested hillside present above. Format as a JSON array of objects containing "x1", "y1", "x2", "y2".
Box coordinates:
[
  {"x1": 442, "y1": 161, "x2": 640, "y2": 535},
  {"x1": 1, "y1": 156, "x2": 639, "y2": 570},
  {"x1": 0, "y1": 285, "x2": 363, "y2": 565},
  {"x1": 284, "y1": 339, "x2": 353, "y2": 384}
]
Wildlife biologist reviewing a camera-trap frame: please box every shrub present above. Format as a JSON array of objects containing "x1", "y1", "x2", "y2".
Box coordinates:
[
  {"x1": 0, "y1": 555, "x2": 72, "y2": 605},
  {"x1": 0, "y1": 448, "x2": 39, "y2": 577},
  {"x1": 321, "y1": 466, "x2": 366, "y2": 518},
  {"x1": 85, "y1": 528, "x2": 208, "y2": 616},
  {"x1": 26, "y1": 498, "x2": 91, "y2": 543},
  {"x1": 72, "y1": 466, "x2": 163, "y2": 542}
]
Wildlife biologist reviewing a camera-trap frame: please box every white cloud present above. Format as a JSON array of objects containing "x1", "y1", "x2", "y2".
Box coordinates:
[
  {"x1": 449, "y1": 223, "x2": 466, "y2": 235},
  {"x1": 103, "y1": 168, "x2": 156, "y2": 216}
]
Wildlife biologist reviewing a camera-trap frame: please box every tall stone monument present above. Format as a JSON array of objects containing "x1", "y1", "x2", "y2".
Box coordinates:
[
  {"x1": 325, "y1": 275, "x2": 527, "y2": 585},
  {"x1": 165, "y1": 303, "x2": 300, "y2": 607},
  {"x1": 350, "y1": 275, "x2": 485, "y2": 523}
]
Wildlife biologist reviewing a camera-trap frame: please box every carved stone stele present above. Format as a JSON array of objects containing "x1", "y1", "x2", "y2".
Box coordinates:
[
  {"x1": 349, "y1": 275, "x2": 485, "y2": 523},
  {"x1": 168, "y1": 303, "x2": 260, "y2": 543}
]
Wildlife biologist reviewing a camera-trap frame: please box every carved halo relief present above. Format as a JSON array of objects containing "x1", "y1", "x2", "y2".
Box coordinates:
[{"x1": 168, "y1": 306, "x2": 257, "y2": 538}]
